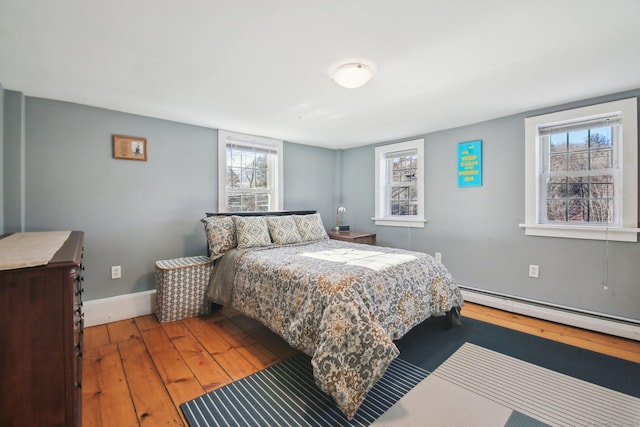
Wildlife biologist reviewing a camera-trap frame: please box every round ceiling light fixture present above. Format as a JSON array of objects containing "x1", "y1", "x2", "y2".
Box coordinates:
[{"x1": 330, "y1": 62, "x2": 375, "y2": 89}]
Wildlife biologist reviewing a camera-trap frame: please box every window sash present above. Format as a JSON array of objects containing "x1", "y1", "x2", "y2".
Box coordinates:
[
  {"x1": 226, "y1": 188, "x2": 272, "y2": 212},
  {"x1": 374, "y1": 139, "x2": 425, "y2": 228},
  {"x1": 538, "y1": 122, "x2": 621, "y2": 226},
  {"x1": 225, "y1": 144, "x2": 276, "y2": 212},
  {"x1": 522, "y1": 97, "x2": 638, "y2": 242},
  {"x1": 226, "y1": 144, "x2": 273, "y2": 189},
  {"x1": 218, "y1": 130, "x2": 282, "y2": 213},
  {"x1": 385, "y1": 151, "x2": 418, "y2": 217}
]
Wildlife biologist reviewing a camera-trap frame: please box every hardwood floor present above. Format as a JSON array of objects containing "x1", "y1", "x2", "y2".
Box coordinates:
[{"x1": 82, "y1": 302, "x2": 640, "y2": 426}]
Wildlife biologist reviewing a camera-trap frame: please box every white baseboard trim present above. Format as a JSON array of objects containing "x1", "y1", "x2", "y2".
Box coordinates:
[
  {"x1": 84, "y1": 290, "x2": 156, "y2": 327},
  {"x1": 84, "y1": 287, "x2": 640, "y2": 342},
  {"x1": 461, "y1": 288, "x2": 640, "y2": 342}
]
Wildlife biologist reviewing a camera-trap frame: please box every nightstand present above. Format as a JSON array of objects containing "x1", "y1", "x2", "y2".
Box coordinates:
[{"x1": 327, "y1": 230, "x2": 376, "y2": 245}]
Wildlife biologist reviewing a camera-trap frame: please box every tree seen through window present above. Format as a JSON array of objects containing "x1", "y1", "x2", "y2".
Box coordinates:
[
  {"x1": 226, "y1": 146, "x2": 271, "y2": 212},
  {"x1": 545, "y1": 126, "x2": 614, "y2": 223}
]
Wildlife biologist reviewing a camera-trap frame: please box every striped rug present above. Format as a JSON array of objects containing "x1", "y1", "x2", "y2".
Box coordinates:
[
  {"x1": 180, "y1": 353, "x2": 428, "y2": 426},
  {"x1": 386, "y1": 342, "x2": 640, "y2": 427}
]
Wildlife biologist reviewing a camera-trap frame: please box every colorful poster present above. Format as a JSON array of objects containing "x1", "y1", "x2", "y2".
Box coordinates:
[{"x1": 458, "y1": 140, "x2": 482, "y2": 187}]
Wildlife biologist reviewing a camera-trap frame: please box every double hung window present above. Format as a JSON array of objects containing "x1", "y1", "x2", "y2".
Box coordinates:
[
  {"x1": 374, "y1": 139, "x2": 425, "y2": 228},
  {"x1": 522, "y1": 97, "x2": 638, "y2": 241},
  {"x1": 218, "y1": 130, "x2": 283, "y2": 212},
  {"x1": 540, "y1": 119, "x2": 618, "y2": 224}
]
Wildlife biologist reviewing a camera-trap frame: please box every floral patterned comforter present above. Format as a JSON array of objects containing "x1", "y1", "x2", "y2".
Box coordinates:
[{"x1": 220, "y1": 239, "x2": 464, "y2": 419}]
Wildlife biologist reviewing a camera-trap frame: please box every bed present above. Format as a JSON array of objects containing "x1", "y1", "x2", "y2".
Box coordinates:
[{"x1": 202, "y1": 210, "x2": 464, "y2": 419}]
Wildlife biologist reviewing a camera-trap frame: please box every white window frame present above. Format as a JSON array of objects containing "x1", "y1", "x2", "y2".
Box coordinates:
[
  {"x1": 521, "y1": 97, "x2": 638, "y2": 242},
  {"x1": 373, "y1": 138, "x2": 426, "y2": 228},
  {"x1": 217, "y1": 130, "x2": 283, "y2": 212}
]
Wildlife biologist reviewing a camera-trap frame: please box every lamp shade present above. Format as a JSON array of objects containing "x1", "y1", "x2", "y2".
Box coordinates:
[{"x1": 331, "y1": 63, "x2": 374, "y2": 89}]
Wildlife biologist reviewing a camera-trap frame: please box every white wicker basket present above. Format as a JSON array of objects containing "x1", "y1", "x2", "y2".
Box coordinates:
[{"x1": 154, "y1": 256, "x2": 213, "y2": 322}]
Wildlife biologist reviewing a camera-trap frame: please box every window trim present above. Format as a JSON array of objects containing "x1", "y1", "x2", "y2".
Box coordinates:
[
  {"x1": 521, "y1": 97, "x2": 638, "y2": 242},
  {"x1": 373, "y1": 138, "x2": 426, "y2": 228},
  {"x1": 217, "y1": 130, "x2": 283, "y2": 213}
]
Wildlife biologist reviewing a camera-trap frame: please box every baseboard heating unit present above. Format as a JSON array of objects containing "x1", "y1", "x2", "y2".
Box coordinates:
[{"x1": 460, "y1": 286, "x2": 639, "y2": 342}]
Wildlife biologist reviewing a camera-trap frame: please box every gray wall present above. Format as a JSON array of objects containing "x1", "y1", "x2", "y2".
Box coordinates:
[
  {"x1": 25, "y1": 98, "x2": 217, "y2": 300},
  {"x1": 11, "y1": 96, "x2": 336, "y2": 301},
  {"x1": 342, "y1": 89, "x2": 640, "y2": 321},
  {"x1": 3, "y1": 90, "x2": 25, "y2": 234},
  {"x1": 2, "y1": 87, "x2": 638, "y2": 321},
  {"x1": 283, "y1": 141, "x2": 338, "y2": 224}
]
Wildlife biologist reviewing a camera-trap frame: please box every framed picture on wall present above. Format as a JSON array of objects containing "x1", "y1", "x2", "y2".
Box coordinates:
[{"x1": 113, "y1": 135, "x2": 147, "y2": 161}]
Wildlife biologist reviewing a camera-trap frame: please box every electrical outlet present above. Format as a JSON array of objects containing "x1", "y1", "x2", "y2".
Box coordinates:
[
  {"x1": 435, "y1": 252, "x2": 442, "y2": 263},
  {"x1": 528, "y1": 264, "x2": 539, "y2": 278},
  {"x1": 111, "y1": 265, "x2": 121, "y2": 279}
]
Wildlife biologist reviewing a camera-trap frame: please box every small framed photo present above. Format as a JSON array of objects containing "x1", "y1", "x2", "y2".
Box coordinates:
[{"x1": 113, "y1": 135, "x2": 147, "y2": 161}]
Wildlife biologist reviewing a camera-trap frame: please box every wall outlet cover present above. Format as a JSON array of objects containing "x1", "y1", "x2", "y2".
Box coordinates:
[{"x1": 111, "y1": 265, "x2": 122, "y2": 279}]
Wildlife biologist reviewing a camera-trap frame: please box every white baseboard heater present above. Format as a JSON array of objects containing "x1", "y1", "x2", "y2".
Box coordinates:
[{"x1": 460, "y1": 286, "x2": 640, "y2": 342}]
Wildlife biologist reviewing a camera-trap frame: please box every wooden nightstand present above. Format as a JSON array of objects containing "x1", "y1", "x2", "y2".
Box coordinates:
[{"x1": 327, "y1": 230, "x2": 376, "y2": 245}]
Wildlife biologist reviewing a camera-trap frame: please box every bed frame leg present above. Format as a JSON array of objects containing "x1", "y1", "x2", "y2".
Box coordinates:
[
  {"x1": 444, "y1": 307, "x2": 461, "y2": 329},
  {"x1": 445, "y1": 309, "x2": 454, "y2": 329}
]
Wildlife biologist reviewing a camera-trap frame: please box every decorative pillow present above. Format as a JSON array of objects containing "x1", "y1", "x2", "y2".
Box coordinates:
[
  {"x1": 201, "y1": 216, "x2": 236, "y2": 260},
  {"x1": 294, "y1": 213, "x2": 329, "y2": 242},
  {"x1": 233, "y1": 216, "x2": 273, "y2": 249},
  {"x1": 266, "y1": 215, "x2": 302, "y2": 245}
]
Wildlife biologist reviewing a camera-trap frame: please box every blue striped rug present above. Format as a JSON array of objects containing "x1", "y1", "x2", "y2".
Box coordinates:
[{"x1": 180, "y1": 353, "x2": 428, "y2": 426}]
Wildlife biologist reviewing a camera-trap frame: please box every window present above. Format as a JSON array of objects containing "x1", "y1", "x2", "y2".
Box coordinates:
[
  {"x1": 373, "y1": 139, "x2": 425, "y2": 228},
  {"x1": 522, "y1": 97, "x2": 638, "y2": 241},
  {"x1": 218, "y1": 130, "x2": 283, "y2": 212},
  {"x1": 542, "y1": 121, "x2": 618, "y2": 224}
]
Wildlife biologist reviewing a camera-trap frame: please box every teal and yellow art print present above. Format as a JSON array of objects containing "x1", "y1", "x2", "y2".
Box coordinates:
[{"x1": 458, "y1": 140, "x2": 482, "y2": 187}]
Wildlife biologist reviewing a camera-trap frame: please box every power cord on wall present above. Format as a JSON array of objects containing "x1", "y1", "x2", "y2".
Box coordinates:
[{"x1": 602, "y1": 226, "x2": 609, "y2": 291}]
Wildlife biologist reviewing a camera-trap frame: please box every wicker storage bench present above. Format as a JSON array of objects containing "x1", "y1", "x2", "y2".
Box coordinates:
[{"x1": 154, "y1": 256, "x2": 213, "y2": 322}]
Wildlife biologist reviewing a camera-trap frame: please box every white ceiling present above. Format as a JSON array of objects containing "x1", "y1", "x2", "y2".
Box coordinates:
[{"x1": 1, "y1": 0, "x2": 639, "y2": 149}]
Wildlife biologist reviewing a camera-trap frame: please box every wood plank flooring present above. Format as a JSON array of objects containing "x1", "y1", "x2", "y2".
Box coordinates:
[{"x1": 82, "y1": 302, "x2": 640, "y2": 426}]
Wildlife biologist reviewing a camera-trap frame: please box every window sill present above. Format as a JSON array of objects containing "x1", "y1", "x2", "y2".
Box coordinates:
[
  {"x1": 519, "y1": 223, "x2": 639, "y2": 242},
  {"x1": 372, "y1": 217, "x2": 427, "y2": 228}
]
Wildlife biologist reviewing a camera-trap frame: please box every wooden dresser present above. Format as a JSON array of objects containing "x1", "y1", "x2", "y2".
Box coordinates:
[{"x1": 0, "y1": 231, "x2": 84, "y2": 427}]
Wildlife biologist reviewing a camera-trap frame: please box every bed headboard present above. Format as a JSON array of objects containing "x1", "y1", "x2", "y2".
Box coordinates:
[{"x1": 205, "y1": 210, "x2": 316, "y2": 217}]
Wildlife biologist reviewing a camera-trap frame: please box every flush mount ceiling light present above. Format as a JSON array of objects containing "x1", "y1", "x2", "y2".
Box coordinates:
[{"x1": 330, "y1": 62, "x2": 375, "y2": 89}]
